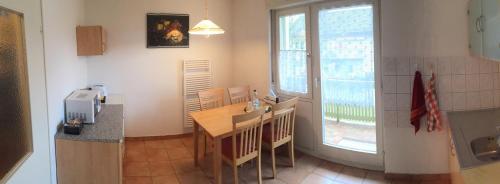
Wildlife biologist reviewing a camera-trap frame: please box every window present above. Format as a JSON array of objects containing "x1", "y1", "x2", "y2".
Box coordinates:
[
  {"x1": 276, "y1": 9, "x2": 311, "y2": 97},
  {"x1": 0, "y1": 6, "x2": 33, "y2": 181}
]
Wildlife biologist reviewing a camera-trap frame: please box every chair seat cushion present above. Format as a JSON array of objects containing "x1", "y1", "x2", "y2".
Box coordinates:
[
  {"x1": 222, "y1": 135, "x2": 242, "y2": 159},
  {"x1": 262, "y1": 124, "x2": 277, "y2": 143}
]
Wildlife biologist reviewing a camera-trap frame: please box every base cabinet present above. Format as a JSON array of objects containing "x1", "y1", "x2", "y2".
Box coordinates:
[
  {"x1": 449, "y1": 147, "x2": 465, "y2": 184},
  {"x1": 56, "y1": 139, "x2": 123, "y2": 184},
  {"x1": 449, "y1": 131, "x2": 500, "y2": 184}
]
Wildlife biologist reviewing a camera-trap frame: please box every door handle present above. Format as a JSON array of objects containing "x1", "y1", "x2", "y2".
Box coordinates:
[
  {"x1": 476, "y1": 17, "x2": 481, "y2": 32},
  {"x1": 479, "y1": 15, "x2": 485, "y2": 32},
  {"x1": 315, "y1": 77, "x2": 321, "y2": 88}
]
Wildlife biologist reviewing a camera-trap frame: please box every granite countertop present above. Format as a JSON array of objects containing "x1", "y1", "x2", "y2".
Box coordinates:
[
  {"x1": 448, "y1": 108, "x2": 500, "y2": 169},
  {"x1": 55, "y1": 104, "x2": 124, "y2": 143}
]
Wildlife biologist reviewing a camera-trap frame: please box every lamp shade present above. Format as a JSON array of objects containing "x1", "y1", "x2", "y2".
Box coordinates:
[{"x1": 188, "y1": 19, "x2": 225, "y2": 35}]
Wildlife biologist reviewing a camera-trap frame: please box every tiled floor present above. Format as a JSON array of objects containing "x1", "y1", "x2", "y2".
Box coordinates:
[{"x1": 123, "y1": 135, "x2": 450, "y2": 184}]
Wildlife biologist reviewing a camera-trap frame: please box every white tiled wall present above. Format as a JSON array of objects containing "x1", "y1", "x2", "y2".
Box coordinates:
[{"x1": 382, "y1": 56, "x2": 500, "y2": 129}]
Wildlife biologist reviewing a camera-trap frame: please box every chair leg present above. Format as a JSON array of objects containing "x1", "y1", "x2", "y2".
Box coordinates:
[
  {"x1": 203, "y1": 132, "x2": 207, "y2": 155},
  {"x1": 233, "y1": 164, "x2": 239, "y2": 184},
  {"x1": 257, "y1": 156, "x2": 262, "y2": 184},
  {"x1": 288, "y1": 141, "x2": 295, "y2": 167},
  {"x1": 271, "y1": 148, "x2": 277, "y2": 179}
]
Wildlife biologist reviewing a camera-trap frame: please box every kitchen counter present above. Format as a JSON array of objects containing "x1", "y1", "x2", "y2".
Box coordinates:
[
  {"x1": 55, "y1": 104, "x2": 124, "y2": 143},
  {"x1": 447, "y1": 108, "x2": 500, "y2": 169}
]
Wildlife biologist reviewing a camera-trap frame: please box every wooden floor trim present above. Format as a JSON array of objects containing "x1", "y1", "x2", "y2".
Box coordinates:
[
  {"x1": 385, "y1": 173, "x2": 451, "y2": 181},
  {"x1": 125, "y1": 133, "x2": 193, "y2": 141}
]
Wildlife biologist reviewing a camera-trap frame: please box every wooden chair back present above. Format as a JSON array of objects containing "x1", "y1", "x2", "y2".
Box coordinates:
[
  {"x1": 232, "y1": 108, "x2": 265, "y2": 165},
  {"x1": 270, "y1": 97, "x2": 298, "y2": 145},
  {"x1": 198, "y1": 88, "x2": 225, "y2": 111},
  {"x1": 228, "y1": 86, "x2": 251, "y2": 104}
]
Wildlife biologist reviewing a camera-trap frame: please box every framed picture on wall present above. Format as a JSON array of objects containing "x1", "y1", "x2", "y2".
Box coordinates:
[
  {"x1": 0, "y1": 6, "x2": 34, "y2": 183},
  {"x1": 146, "y1": 13, "x2": 189, "y2": 48}
]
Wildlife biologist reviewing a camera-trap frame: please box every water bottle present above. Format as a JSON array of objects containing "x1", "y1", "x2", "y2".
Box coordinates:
[{"x1": 252, "y1": 90, "x2": 260, "y2": 108}]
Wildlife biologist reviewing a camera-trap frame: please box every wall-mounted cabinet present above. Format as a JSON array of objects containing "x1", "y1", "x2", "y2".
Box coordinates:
[
  {"x1": 469, "y1": 0, "x2": 500, "y2": 61},
  {"x1": 76, "y1": 26, "x2": 106, "y2": 56}
]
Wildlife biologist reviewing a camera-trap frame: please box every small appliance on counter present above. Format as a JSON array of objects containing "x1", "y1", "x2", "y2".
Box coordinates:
[
  {"x1": 65, "y1": 89, "x2": 101, "y2": 123},
  {"x1": 63, "y1": 118, "x2": 83, "y2": 135},
  {"x1": 89, "y1": 83, "x2": 108, "y2": 103}
]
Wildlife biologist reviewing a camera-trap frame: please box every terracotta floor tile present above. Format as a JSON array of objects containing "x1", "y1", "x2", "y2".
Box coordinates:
[
  {"x1": 126, "y1": 150, "x2": 148, "y2": 162},
  {"x1": 170, "y1": 159, "x2": 201, "y2": 174},
  {"x1": 124, "y1": 176, "x2": 153, "y2": 184},
  {"x1": 335, "y1": 166, "x2": 367, "y2": 184},
  {"x1": 214, "y1": 164, "x2": 246, "y2": 184},
  {"x1": 181, "y1": 136, "x2": 194, "y2": 147},
  {"x1": 167, "y1": 147, "x2": 192, "y2": 160},
  {"x1": 418, "y1": 179, "x2": 451, "y2": 184},
  {"x1": 163, "y1": 139, "x2": 184, "y2": 149},
  {"x1": 276, "y1": 167, "x2": 311, "y2": 184},
  {"x1": 238, "y1": 161, "x2": 275, "y2": 180},
  {"x1": 146, "y1": 148, "x2": 170, "y2": 162},
  {"x1": 188, "y1": 140, "x2": 208, "y2": 157},
  {"x1": 123, "y1": 137, "x2": 451, "y2": 184},
  {"x1": 151, "y1": 174, "x2": 179, "y2": 184},
  {"x1": 362, "y1": 171, "x2": 389, "y2": 184},
  {"x1": 313, "y1": 162, "x2": 343, "y2": 181},
  {"x1": 125, "y1": 162, "x2": 151, "y2": 177},
  {"x1": 145, "y1": 140, "x2": 166, "y2": 149},
  {"x1": 389, "y1": 179, "x2": 420, "y2": 184},
  {"x1": 301, "y1": 173, "x2": 340, "y2": 184},
  {"x1": 149, "y1": 161, "x2": 175, "y2": 176},
  {"x1": 126, "y1": 141, "x2": 146, "y2": 151},
  {"x1": 259, "y1": 179, "x2": 288, "y2": 184},
  {"x1": 294, "y1": 155, "x2": 322, "y2": 172},
  {"x1": 176, "y1": 170, "x2": 211, "y2": 184}
]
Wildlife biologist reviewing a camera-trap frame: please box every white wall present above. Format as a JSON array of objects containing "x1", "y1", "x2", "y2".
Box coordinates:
[
  {"x1": 380, "y1": 0, "x2": 485, "y2": 174},
  {"x1": 232, "y1": 0, "x2": 271, "y2": 96},
  {"x1": 84, "y1": 0, "x2": 233, "y2": 137},
  {"x1": 0, "y1": 0, "x2": 52, "y2": 183},
  {"x1": 41, "y1": 0, "x2": 88, "y2": 182}
]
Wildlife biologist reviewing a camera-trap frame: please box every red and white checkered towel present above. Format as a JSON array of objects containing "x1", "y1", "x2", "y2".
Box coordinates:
[{"x1": 425, "y1": 73, "x2": 442, "y2": 132}]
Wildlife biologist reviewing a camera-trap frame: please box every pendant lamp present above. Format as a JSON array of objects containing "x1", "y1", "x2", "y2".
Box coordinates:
[{"x1": 189, "y1": 0, "x2": 225, "y2": 35}]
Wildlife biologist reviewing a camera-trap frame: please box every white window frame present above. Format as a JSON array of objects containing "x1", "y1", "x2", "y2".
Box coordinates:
[{"x1": 273, "y1": 6, "x2": 313, "y2": 99}]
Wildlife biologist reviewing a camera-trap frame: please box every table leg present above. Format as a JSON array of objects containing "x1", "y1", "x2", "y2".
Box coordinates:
[
  {"x1": 193, "y1": 122, "x2": 199, "y2": 166},
  {"x1": 213, "y1": 137, "x2": 222, "y2": 184}
]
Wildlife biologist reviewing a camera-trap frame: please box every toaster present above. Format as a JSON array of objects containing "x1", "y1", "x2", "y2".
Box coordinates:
[{"x1": 65, "y1": 90, "x2": 101, "y2": 123}]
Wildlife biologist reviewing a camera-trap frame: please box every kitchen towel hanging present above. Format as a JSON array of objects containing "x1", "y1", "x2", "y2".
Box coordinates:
[
  {"x1": 425, "y1": 73, "x2": 442, "y2": 132},
  {"x1": 410, "y1": 71, "x2": 427, "y2": 134}
]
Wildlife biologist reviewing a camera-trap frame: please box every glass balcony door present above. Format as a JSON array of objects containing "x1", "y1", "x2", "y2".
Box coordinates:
[
  {"x1": 311, "y1": 0, "x2": 383, "y2": 169},
  {"x1": 274, "y1": 0, "x2": 383, "y2": 169}
]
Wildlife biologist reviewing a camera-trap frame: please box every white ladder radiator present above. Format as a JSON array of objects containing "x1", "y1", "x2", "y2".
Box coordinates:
[{"x1": 183, "y1": 60, "x2": 213, "y2": 128}]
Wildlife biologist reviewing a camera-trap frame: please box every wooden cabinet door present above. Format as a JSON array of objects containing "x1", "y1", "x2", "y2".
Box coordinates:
[
  {"x1": 76, "y1": 26, "x2": 105, "y2": 56},
  {"x1": 469, "y1": 0, "x2": 483, "y2": 57},
  {"x1": 482, "y1": 0, "x2": 500, "y2": 60}
]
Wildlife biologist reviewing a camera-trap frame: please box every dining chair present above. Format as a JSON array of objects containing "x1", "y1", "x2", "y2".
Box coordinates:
[
  {"x1": 262, "y1": 97, "x2": 299, "y2": 178},
  {"x1": 198, "y1": 88, "x2": 225, "y2": 154},
  {"x1": 221, "y1": 108, "x2": 265, "y2": 184},
  {"x1": 198, "y1": 88, "x2": 225, "y2": 110},
  {"x1": 228, "y1": 86, "x2": 251, "y2": 104}
]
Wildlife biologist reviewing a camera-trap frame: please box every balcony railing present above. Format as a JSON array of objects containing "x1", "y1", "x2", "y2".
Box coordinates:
[{"x1": 322, "y1": 78, "x2": 375, "y2": 125}]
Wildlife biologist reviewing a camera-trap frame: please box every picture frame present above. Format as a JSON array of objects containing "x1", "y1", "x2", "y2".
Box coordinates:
[{"x1": 146, "y1": 13, "x2": 189, "y2": 48}]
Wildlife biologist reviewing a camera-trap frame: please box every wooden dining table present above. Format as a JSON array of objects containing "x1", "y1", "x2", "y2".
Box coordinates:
[{"x1": 190, "y1": 102, "x2": 272, "y2": 184}]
